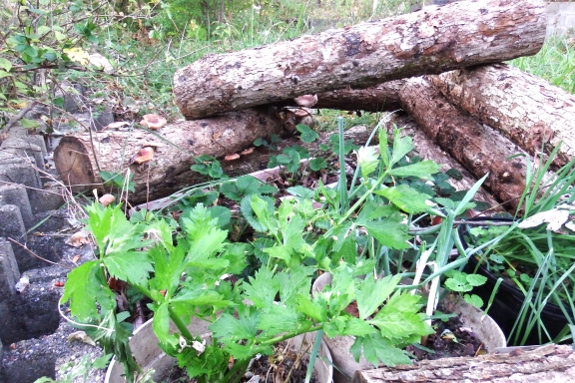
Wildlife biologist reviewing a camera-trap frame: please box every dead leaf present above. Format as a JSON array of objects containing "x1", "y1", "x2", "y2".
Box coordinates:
[
  {"x1": 66, "y1": 230, "x2": 90, "y2": 248},
  {"x1": 519, "y1": 208, "x2": 569, "y2": 232},
  {"x1": 72, "y1": 255, "x2": 80, "y2": 263},
  {"x1": 67, "y1": 331, "x2": 96, "y2": 346}
]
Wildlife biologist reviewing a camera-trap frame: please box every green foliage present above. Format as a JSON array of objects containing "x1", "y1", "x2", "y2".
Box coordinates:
[
  {"x1": 191, "y1": 155, "x2": 227, "y2": 179},
  {"x1": 33, "y1": 354, "x2": 114, "y2": 383},
  {"x1": 443, "y1": 270, "x2": 487, "y2": 307}
]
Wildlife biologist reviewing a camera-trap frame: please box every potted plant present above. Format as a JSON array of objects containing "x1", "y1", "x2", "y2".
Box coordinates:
[
  {"x1": 61, "y1": 125, "x2": 455, "y2": 383},
  {"x1": 461, "y1": 147, "x2": 575, "y2": 345}
]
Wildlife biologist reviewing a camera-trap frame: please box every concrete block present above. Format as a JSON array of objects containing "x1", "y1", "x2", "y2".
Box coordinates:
[
  {"x1": 0, "y1": 136, "x2": 45, "y2": 170},
  {"x1": 0, "y1": 184, "x2": 34, "y2": 229},
  {"x1": 25, "y1": 134, "x2": 47, "y2": 158},
  {"x1": 0, "y1": 239, "x2": 19, "y2": 297},
  {"x1": 0, "y1": 156, "x2": 42, "y2": 194},
  {"x1": 0, "y1": 205, "x2": 37, "y2": 271},
  {"x1": 28, "y1": 188, "x2": 65, "y2": 215}
]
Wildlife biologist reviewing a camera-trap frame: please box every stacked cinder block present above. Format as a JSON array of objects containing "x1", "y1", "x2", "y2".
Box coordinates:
[{"x1": 0, "y1": 124, "x2": 66, "y2": 347}]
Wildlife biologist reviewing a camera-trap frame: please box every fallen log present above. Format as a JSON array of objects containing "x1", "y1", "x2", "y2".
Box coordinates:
[
  {"x1": 386, "y1": 113, "x2": 500, "y2": 209},
  {"x1": 399, "y1": 77, "x2": 530, "y2": 211},
  {"x1": 54, "y1": 110, "x2": 375, "y2": 205},
  {"x1": 173, "y1": 0, "x2": 545, "y2": 120},
  {"x1": 428, "y1": 64, "x2": 575, "y2": 167},
  {"x1": 352, "y1": 345, "x2": 575, "y2": 383},
  {"x1": 54, "y1": 108, "x2": 287, "y2": 204}
]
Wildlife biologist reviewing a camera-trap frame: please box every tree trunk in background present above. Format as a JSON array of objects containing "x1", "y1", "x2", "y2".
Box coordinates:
[
  {"x1": 428, "y1": 64, "x2": 575, "y2": 168},
  {"x1": 53, "y1": 107, "x2": 287, "y2": 204},
  {"x1": 399, "y1": 77, "x2": 530, "y2": 211},
  {"x1": 386, "y1": 113, "x2": 500, "y2": 209},
  {"x1": 352, "y1": 345, "x2": 575, "y2": 383},
  {"x1": 173, "y1": 0, "x2": 545, "y2": 119}
]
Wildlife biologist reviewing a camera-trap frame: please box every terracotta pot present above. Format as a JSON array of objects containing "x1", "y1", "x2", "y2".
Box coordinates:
[
  {"x1": 312, "y1": 272, "x2": 506, "y2": 383},
  {"x1": 105, "y1": 317, "x2": 333, "y2": 383}
]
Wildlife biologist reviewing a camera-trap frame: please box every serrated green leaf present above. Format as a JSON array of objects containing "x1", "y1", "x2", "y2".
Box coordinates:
[
  {"x1": 369, "y1": 293, "x2": 432, "y2": 340},
  {"x1": 309, "y1": 157, "x2": 327, "y2": 171},
  {"x1": 390, "y1": 130, "x2": 414, "y2": 166},
  {"x1": 356, "y1": 274, "x2": 401, "y2": 320},
  {"x1": 297, "y1": 294, "x2": 327, "y2": 322},
  {"x1": 257, "y1": 303, "x2": 307, "y2": 337},
  {"x1": 359, "y1": 333, "x2": 412, "y2": 367},
  {"x1": 151, "y1": 302, "x2": 170, "y2": 346},
  {"x1": 296, "y1": 124, "x2": 319, "y2": 143},
  {"x1": 357, "y1": 146, "x2": 379, "y2": 180},
  {"x1": 243, "y1": 268, "x2": 279, "y2": 307},
  {"x1": 389, "y1": 160, "x2": 439, "y2": 179},
  {"x1": 361, "y1": 220, "x2": 410, "y2": 250},
  {"x1": 62, "y1": 260, "x2": 116, "y2": 320},
  {"x1": 287, "y1": 185, "x2": 314, "y2": 199},
  {"x1": 0, "y1": 58, "x2": 12, "y2": 72},
  {"x1": 210, "y1": 307, "x2": 259, "y2": 343},
  {"x1": 103, "y1": 251, "x2": 153, "y2": 287},
  {"x1": 247, "y1": 194, "x2": 277, "y2": 233},
  {"x1": 375, "y1": 184, "x2": 437, "y2": 214}
]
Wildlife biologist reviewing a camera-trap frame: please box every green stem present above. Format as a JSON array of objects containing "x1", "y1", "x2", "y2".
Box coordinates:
[
  {"x1": 131, "y1": 284, "x2": 195, "y2": 341},
  {"x1": 336, "y1": 171, "x2": 388, "y2": 227},
  {"x1": 168, "y1": 305, "x2": 195, "y2": 340},
  {"x1": 261, "y1": 324, "x2": 323, "y2": 346}
]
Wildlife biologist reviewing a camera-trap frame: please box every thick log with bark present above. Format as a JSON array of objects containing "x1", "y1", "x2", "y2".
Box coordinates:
[
  {"x1": 54, "y1": 108, "x2": 287, "y2": 204},
  {"x1": 174, "y1": 0, "x2": 546, "y2": 120},
  {"x1": 429, "y1": 64, "x2": 575, "y2": 167},
  {"x1": 386, "y1": 114, "x2": 500, "y2": 209},
  {"x1": 352, "y1": 345, "x2": 575, "y2": 383},
  {"x1": 399, "y1": 77, "x2": 530, "y2": 211},
  {"x1": 53, "y1": 110, "x2": 375, "y2": 205}
]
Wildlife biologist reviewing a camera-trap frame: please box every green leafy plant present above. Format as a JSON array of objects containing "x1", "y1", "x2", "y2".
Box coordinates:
[
  {"x1": 61, "y1": 125, "x2": 470, "y2": 383},
  {"x1": 191, "y1": 155, "x2": 227, "y2": 179},
  {"x1": 463, "y1": 145, "x2": 575, "y2": 345},
  {"x1": 443, "y1": 270, "x2": 487, "y2": 308}
]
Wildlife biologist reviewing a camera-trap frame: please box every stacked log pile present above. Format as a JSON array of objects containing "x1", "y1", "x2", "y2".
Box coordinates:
[{"x1": 53, "y1": 0, "x2": 574, "y2": 215}]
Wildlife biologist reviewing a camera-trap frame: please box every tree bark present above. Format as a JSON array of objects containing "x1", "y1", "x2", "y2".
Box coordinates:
[
  {"x1": 399, "y1": 77, "x2": 530, "y2": 211},
  {"x1": 352, "y1": 345, "x2": 575, "y2": 383},
  {"x1": 386, "y1": 113, "x2": 500, "y2": 209},
  {"x1": 173, "y1": 0, "x2": 545, "y2": 120},
  {"x1": 53, "y1": 107, "x2": 287, "y2": 204},
  {"x1": 128, "y1": 125, "x2": 376, "y2": 212},
  {"x1": 428, "y1": 64, "x2": 575, "y2": 168},
  {"x1": 53, "y1": 110, "x2": 375, "y2": 205}
]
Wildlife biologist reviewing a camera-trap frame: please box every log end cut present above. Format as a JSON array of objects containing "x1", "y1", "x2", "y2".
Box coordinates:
[{"x1": 54, "y1": 136, "x2": 98, "y2": 190}]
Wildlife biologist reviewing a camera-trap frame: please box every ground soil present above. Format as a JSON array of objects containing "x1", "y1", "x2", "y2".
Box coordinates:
[{"x1": 407, "y1": 310, "x2": 486, "y2": 361}]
